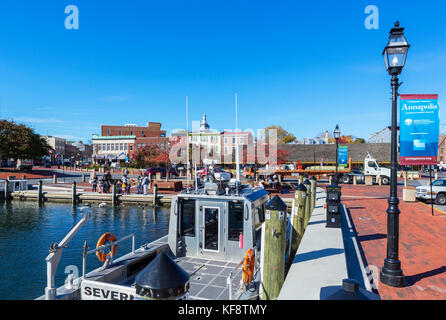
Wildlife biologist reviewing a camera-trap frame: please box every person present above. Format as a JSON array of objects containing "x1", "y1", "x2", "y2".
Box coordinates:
[
  {"x1": 257, "y1": 180, "x2": 265, "y2": 189},
  {"x1": 137, "y1": 175, "x2": 143, "y2": 194},
  {"x1": 267, "y1": 175, "x2": 273, "y2": 187},
  {"x1": 142, "y1": 174, "x2": 149, "y2": 195},
  {"x1": 98, "y1": 177, "x2": 104, "y2": 194},
  {"x1": 121, "y1": 175, "x2": 128, "y2": 195},
  {"x1": 91, "y1": 174, "x2": 98, "y2": 192},
  {"x1": 272, "y1": 175, "x2": 279, "y2": 189}
]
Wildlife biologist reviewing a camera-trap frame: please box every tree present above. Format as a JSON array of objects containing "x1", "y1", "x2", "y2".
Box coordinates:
[
  {"x1": 264, "y1": 125, "x2": 296, "y2": 144},
  {"x1": 328, "y1": 135, "x2": 354, "y2": 144},
  {"x1": 354, "y1": 137, "x2": 366, "y2": 143},
  {"x1": 0, "y1": 120, "x2": 50, "y2": 161}
]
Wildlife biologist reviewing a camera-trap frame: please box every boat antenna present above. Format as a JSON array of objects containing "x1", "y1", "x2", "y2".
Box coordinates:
[
  {"x1": 186, "y1": 96, "x2": 190, "y2": 193},
  {"x1": 235, "y1": 93, "x2": 240, "y2": 194}
]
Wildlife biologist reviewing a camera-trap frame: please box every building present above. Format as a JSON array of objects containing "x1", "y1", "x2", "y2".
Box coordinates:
[
  {"x1": 43, "y1": 136, "x2": 66, "y2": 156},
  {"x1": 369, "y1": 126, "x2": 400, "y2": 143},
  {"x1": 189, "y1": 114, "x2": 221, "y2": 163},
  {"x1": 438, "y1": 134, "x2": 446, "y2": 165},
  {"x1": 221, "y1": 131, "x2": 255, "y2": 164},
  {"x1": 92, "y1": 122, "x2": 170, "y2": 164},
  {"x1": 101, "y1": 122, "x2": 167, "y2": 138},
  {"x1": 92, "y1": 135, "x2": 136, "y2": 163},
  {"x1": 279, "y1": 143, "x2": 393, "y2": 169},
  {"x1": 294, "y1": 131, "x2": 329, "y2": 145}
]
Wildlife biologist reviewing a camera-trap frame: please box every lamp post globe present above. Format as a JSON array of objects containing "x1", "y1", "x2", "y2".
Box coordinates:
[
  {"x1": 380, "y1": 21, "x2": 409, "y2": 288},
  {"x1": 333, "y1": 125, "x2": 341, "y2": 185}
]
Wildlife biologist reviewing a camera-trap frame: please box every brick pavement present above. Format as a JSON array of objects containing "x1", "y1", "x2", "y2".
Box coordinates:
[{"x1": 339, "y1": 183, "x2": 446, "y2": 299}]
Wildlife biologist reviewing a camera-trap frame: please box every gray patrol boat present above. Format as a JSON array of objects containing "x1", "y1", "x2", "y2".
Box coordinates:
[{"x1": 37, "y1": 168, "x2": 291, "y2": 300}]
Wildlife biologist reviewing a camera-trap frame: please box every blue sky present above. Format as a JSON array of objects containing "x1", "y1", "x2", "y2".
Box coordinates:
[{"x1": 0, "y1": 0, "x2": 445, "y2": 143}]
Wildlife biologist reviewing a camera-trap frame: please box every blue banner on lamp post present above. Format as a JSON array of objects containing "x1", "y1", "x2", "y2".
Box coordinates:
[
  {"x1": 338, "y1": 146, "x2": 348, "y2": 167},
  {"x1": 400, "y1": 94, "x2": 439, "y2": 165}
]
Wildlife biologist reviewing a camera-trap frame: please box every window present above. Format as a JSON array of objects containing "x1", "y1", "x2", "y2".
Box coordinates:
[
  {"x1": 180, "y1": 199, "x2": 195, "y2": 236},
  {"x1": 130, "y1": 145, "x2": 133, "y2": 151},
  {"x1": 142, "y1": 131, "x2": 145, "y2": 137},
  {"x1": 232, "y1": 138, "x2": 236, "y2": 144},
  {"x1": 107, "y1": 144, "x2": 110, "y2": 151},
  {"x1": 102, "y1": 144, "x2": 106, "y2": 150},
  {"x1": 124, "y1": 143, "x2": 128, "y2": 150},
  {"x1": 432, "y1": 180, "x2": 445, "y2": 187},
  {"x1": 119, "y1": 130, "x2": 122, "y2": 135},
  {"x1": 225, "y1": 138, "x2": 228, "y2": 144},
  {"x1": 98, "y1": 144, "x2": 101, "y2": 151},
  {"x1": 228, "y1": 201, "x2": 244, "y2": 241},
  {"x1": 368, "y1": 161, "x2": 376, "y2": 168},
  {"x1": 130, "y1": 130, "x2": 133, "y2": 135},
  {"x1": 111, "y1": 144, "x2": 114, "y2": 151},
  {"x1": 107, "y1": 130, "x2": 111, "y2": 135}
]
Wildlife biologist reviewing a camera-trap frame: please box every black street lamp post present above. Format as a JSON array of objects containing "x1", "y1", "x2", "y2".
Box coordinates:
[
  {"x1": 380, "y1": 21, "x2": 410, "y2": 288},
  {"x1": 334, "y1": 125, "x2": 341, "y2": 185}
]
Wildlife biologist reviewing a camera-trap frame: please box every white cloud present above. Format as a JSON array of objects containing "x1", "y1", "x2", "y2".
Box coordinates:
[{"x1": 14, "y1": 117, "x2": 62, "y2": 124}]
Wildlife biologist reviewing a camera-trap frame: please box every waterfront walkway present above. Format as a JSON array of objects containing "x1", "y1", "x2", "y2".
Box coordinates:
[{"x1": 341, "y1": 184, "x2": 446, "y2": 299}]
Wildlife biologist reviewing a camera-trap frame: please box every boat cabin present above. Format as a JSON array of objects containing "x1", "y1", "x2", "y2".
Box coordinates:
[{"x1": 168, "y1": 182, "x2": 269, "y2": 262}]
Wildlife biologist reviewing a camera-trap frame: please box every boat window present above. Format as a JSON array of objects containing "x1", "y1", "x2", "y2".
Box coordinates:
[
  {"x1": 180, "y1": 199, "x2": 195, "y2": 237},
  {"x1": 228, "y1": 201, "x2": 244, "y2": 241}
]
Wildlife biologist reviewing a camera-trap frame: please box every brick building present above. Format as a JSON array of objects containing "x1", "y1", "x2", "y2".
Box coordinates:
[{"x1": 92, "y1": 122, "x2": 170, "y2": 163}]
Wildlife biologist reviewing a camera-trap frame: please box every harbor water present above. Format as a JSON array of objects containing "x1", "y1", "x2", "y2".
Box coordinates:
[{"x1": 0, "y1": 200, "x2": 170, "y2": 300}]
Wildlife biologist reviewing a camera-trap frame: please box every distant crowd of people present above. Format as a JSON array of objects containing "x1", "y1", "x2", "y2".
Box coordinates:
[{"x1": 89, "y1": 168, "x2": 154, "y2": 195}]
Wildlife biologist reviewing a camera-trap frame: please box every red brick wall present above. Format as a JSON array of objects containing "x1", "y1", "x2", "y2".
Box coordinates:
[{"x1": 101, "y1": 122, "x2": 166, "y2": 138}]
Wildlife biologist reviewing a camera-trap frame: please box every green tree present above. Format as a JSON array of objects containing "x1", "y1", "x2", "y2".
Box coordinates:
[
  {"x1": 354, "y1": 137, "x2": 366, "y2": 143},
  {"x1": 0, "y1": 120, "x2": 50, "y2": 160},
  {"x1": 264, "y1": 125, "x2": 296, "y2": 144}
]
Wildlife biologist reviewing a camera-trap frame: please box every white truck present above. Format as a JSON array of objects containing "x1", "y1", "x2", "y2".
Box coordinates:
[
  {"x1": 416, "y1": 180, "x2": 446, "y2": 205},
  {"x1": 339, "y1": 153, "x2": 391, "y2": 185}
]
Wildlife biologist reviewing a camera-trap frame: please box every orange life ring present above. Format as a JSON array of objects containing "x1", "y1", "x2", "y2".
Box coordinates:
[
  {"x1": 96, "y1": 232, "x2": 118, "y2": 263},
  {"x1": 242, "y1": 248, "x2": 255, "y2": 284}
]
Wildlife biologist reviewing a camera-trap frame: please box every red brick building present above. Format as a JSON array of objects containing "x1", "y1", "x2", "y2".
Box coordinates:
[
  {"x1": 101, "y1": 122, "x2": 167, "y2": 138},
  {"x1": 93, "y1": 122, "x2": 170, "y2": 163}
]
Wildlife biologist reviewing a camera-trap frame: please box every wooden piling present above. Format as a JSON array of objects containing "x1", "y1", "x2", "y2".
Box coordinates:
[
  {"x1": 353, "y1": 175, "x2": 357, "y2": 185},
  {"x1": 112, "y1": 183, "x2": 117, "y2": 207},
  {"x1": 310, "y1": 176, "x2": 317, "y2": 213},
  {"x1": 72, "y1": 182, "x2": 77, "y2": 206},
  {"x1": 38, "y1": 180, "x2": 43, "y2": 203},
  {"x1": 153, "y1": 184, "x2": 158, "y2": 206},
  {"x1": 303, "y1": 179, "x2": 311, "y2": 228},
  {"x1": 261, "y1": 196, "x2": 287, "y2": 300},
  {"x1": 290, "y1": 184, "x2": 306, "y2": 262},
  {"x1": 4, "y1": 180, "x2": 10, "y2": 200}
]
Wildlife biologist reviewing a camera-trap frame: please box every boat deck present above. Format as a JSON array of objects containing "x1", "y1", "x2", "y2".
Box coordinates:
[{"x1": 174, "y1": 256, "x2": 243, "y2": 300}]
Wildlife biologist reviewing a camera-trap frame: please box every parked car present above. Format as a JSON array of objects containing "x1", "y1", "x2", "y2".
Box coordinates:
[
  {"x1": 199, "y1": 167, "x2": 232, "y2": 181},
  {"x1": 145, "y1": 167, "x2": 179, "y2": 178},
  {"x1": 416, "y1": 179, "x2": 446, "y2": 205}
]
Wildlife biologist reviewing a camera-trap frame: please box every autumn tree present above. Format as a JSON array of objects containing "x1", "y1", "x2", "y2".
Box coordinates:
[{"x1": 264, "y1": 125, "x2": 296, "y2": 144}]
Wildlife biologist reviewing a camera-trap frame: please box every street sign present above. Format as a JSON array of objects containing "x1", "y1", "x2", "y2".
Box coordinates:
[{"x1": 400, "y1": 94, "x2": 440, "y2": 165}]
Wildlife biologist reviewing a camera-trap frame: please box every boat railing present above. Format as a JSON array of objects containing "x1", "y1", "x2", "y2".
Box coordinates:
[
  {"x1": 82, "y1": 233, "x2": 136, "y2": 278},
  {"x1": 227, "y1": 246, "x2": 257, "y2": 300}
]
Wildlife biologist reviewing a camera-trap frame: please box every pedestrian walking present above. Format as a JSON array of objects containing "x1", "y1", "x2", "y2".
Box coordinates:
[
  {"x1": 137, "y1": 175, "x2": 143, "y2": 194},
  {"x1": 91, "y1": 174, "x2": 98, "y2": 192},
  {"x1": 142, "y1": 174, "x2": 149, "y2": 195}
]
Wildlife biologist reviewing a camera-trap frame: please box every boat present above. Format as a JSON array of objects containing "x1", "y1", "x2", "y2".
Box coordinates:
[{"x1": 36, "y1": 167, "x2": 292, "y2": 300}]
